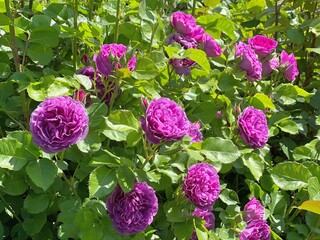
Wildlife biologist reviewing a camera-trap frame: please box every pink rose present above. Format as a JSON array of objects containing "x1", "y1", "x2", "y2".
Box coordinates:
[
  {"x1": 244, "y1": 197, "x2": 265, "y2": 223},
  {"x1": 235, "y1": 43, "x2": 262, "y2": 82},
  {"x1": 171, "y1": 11, "x2": 197, "y2": 35},
  {"x1": 248, "y1": 35, "x2": 278, "y2": 58},
  {"x1": 169, "y1": 58, "x2": 195, "y2": 76},
  {"x1": 280, "y1": 50, "x2": 299, "y2": 81},
  {"x1": 202, "y1": 33, "x2": 222, "y2": 57},
  {"x1": 262, "y1": 57, "x2": 279, "y2": 77}
]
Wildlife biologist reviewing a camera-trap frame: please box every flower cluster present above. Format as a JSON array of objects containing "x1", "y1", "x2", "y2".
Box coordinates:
[
  {"x1": 236, "y1": 35, "x2": 299, "y2": 82},
  {"x1": 183, "y1": 163, "x2": 220, "y2": 239},
  {"x1": 167, "y1": 11, "x2": 222, "y2": 75},
  {"x1": 237, "y1": 106, "x2": 269, "y2": 148},
  {"x1": 76, "y1": 43, "x2": 136, "y2": 106},
  {"x1": 106, "y1": 182, "x2": 158, "y2": 236},
  {"x1": 239, "y1": 197, "x2": 270, "y2": 240},
  {"x1": 239, "y1": 220, "x2": 271, "y2": 240},
  {"x1": 140, "y1": 97, "x2": 202, "y2": 144},
  {"x1": 30, "y1": 96, "x2": 89, "y2": 154}
]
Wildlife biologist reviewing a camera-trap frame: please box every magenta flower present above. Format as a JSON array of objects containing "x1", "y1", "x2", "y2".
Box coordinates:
[
  {"x1": 248, "y1": 35, "x2": 278, "y2": 58},
  {"x1": 280, "y1": 50, "x2": 299, "y2": 81},
  {"x1": 30, "y1": 96, "x2": 89, "y2": 154},
  {"x1": 183, "y1": 163, "x2": 221, "y2": 207},
  {"x1": 188, "y1": 122, "x2": 202, "y2": 142},
  {"x1": 235, "y1": 43, "x2": 262, "y2": 82},
  {"x1": 262, "y1": 57, "x2": 279, "y2": 77},
  {"x1": 94, "y1": 43, "x2": 136, "y2": 77},
  {"x1": 239, "y1": 220, "x2": 271, "y2": 240},
  {"x1": 166, "y1": 33, "x2": 198, "y2": 49},
  {"x1": 127, "y1": 55, "x2": 137, "y2": 71},
  {"x1": 106, "y1": 182, "x2": 158, "y2": 235},
  {"x1": 189, "y1": 25, "x2": 205, "y2": 43},
  {"x1": 171, "y1": 11, "x2": 197, "y2": 35},
  {"x1": 190, "y1": 207, "x2": 215, "y2": 240},
  {"x1": 140, "y1": 97, "x2": 190, "y2": 144},
  {"x1": 169, "y1": 58, "x2": 195, "y2": 76},
  {"x1": 244, "y1": 197, "x2": 265, "y2": 223},
  {"x1": 202, "y1": 33, "x2": 222, "y2": 57},
  {"x1": 237, "y1": 106, "x2": 268, "y2": 149}
]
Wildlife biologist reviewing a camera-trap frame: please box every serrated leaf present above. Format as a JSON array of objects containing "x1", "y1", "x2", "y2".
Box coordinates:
[
  {"x1": 2, "y1": 171, "x2": 28, "y2": 195},
  {"x1": 26, "y1": 159, "x2": 58, "y2": 191},
  {"x1": 74, "y1": 74, "x2": 92, "y2": 90},
  {"x1": 198, "y1": 137, "x2": 240, "y2": 163},
  {"x1": 22, "y1": 212, "x2": 47, "y2": 236},
  {"x1": 243, "y1": 153, "x2": 264, "y2": 181},
  {"x1": 250, "y1": 93, "x2": 275, "y2": 110},
  {"x1": 184, "y1": 49, "x2": 210, "y2": 73},
  {"x1": 116, "y1": 166, "x2": 135, "y2": 193},
  {"x1": 277, "y1": 119, "x2": 299, "y2": 134},
  {"x1": 174, "y1": 220, "x2": 195, "y2": 240},
  {"x1": 308, "y1": 177, "x2": 320, "y2": 200},
  {"x1": 270, "y1": 162, "x2": 312, "y2": 191},
  {"x1": 24, "y1": 193, "x2": 49, "y2": 214},
  {"x1": 89, "y1": 166, "x2": 117, "y2": 198},
  {"x1": 132, "y1": 57, "x2": 159, "y2": 80},
  {"x1": 299, "y1": 200, "x2": 320, "y2": 215}
]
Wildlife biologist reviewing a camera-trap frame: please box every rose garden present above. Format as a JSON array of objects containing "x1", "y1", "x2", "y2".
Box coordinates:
[{"x1": 0, "y1": 0, "x2": 319, "y2": 239}]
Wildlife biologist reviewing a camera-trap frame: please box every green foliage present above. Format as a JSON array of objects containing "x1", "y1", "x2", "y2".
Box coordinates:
[{"x1": 0, "y1": 0, "x2": 319, "y2": 239}]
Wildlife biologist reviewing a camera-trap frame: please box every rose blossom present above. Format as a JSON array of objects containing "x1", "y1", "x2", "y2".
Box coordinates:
[
  {"x1": 30, "y1": 96, "x2": 89, "y2": 154},
  {"x1": 202, "y1": 33, "x2": 222, "y2": 57},
  {"x1": 188, "y1": 122, "x2": 202, "y2": 142},
  {"x1": 262, "y1": 57, "x2": 279, "y2": 77},
  {"x1": 280, "y1": 50, "x2": 299, "y2": 81},
  {"x1": 166, "y1": 33, "x2": 198, "y2": 49},
  {"x1": 189, "y1": 25, "x2": 205, "y2": 43},
  {"x1": 94, "y1": 43, "x2": 136, "y2": 77},
  {"x1": 237, "y1": 106, "x2": 268, "y2": 149},
  {"x1": 106, "y1": 182, "x2": 158, "y2": 235},
  {"x1": 171, "y1": 11, "x2": 197, "y2": 35},
  {"x1": 239, "y1": 220, "x2": 271, "y2": 240},
  {"x1": 183, "y1": 163, "x2": 221, "y2": 207},
  {"x1": 248, "y1": 35, "x2": 278, "y2": 58},
  {"x1": 244, "y1": 197, "x2": 265, "y2": 223},
  {"x1": 190, "y1": 207, "x2": 215, "y2": 240},
  {"x1": 169, "y1": 58, "x2": 195, "y2": 76},
  {"x1": 140, "y1": 97, "x2": 191, "y2": 144},
  {"x1": 235, "y1": 42, "x2": 262, "y2": 81}
]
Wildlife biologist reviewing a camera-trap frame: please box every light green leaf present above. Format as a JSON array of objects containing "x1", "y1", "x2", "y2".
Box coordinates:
[
  {"x1": 243, "y1": 153, "x2": 264, "y2": 181},
  {"x1": 184, "y1": 49, "x2": 210, "y2": 73},
  {"x1": 293, "y1": 146, "x2": 312, "y2": 161},
  {"x1": 73, "y1": 74, "x2": 92, "y2": 90},
  {"x1": 250, "y1": 93, "x2": 275, "y2": 110},
  {"x1": 306, "y1": 48, "x2": 320, "y2": 54},
  {"x1": 273, "y1": 84, "x2": 298, "y2": 105},
  {"x1": 308, "y1": 177, "x2": 320, "y2": 200},
  {"x1": 204, "y1": 0, "x2": 220, "y2": 7},
  {"x1": 270, "y1": 162, "x2": 312, "y2": 191},
  {"x1": 26, "y1": 158, "x2": 58, "y2": 191},
  {"x1": 132, "y1": 57, "x2": 159, "y2": 80},
  {"x1": 89, "y1": 166, "x2": 117, "y2": 198},
  {"x1": 277, "y1": 119, "x2": 299, "y2": 134},
  {"x1": 298, "y1": 200, "x2": 320, "y2": 215},
  {"x1": 116, "y1": 166, "x2": 135, "y2": 193},
  {"x1": 30, "y1": 26, "x2": 59, "y2": 47}
]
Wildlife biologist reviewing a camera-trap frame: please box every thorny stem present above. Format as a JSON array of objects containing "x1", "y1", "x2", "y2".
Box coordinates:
[{"x1": 192, "y1": 0, "x2": 196, "y2": 16}]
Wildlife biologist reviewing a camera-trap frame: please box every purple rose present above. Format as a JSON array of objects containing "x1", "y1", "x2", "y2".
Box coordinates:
[
  {"x1": 248, "y1": 35, "x2": 278, "y2": 58},
  {"x1": 94, "y1": 43, "x2": 136, "y2": 77},
  {"x1": 244, "y1": 197, "x2": 264, "y2": 223},
  {"x1": 140, "y1": 97, "x2": 190, "y2": 144},
  {"x1": 235, "y1": 43, "x2": 262, "y2": 82},
  {"x1": 169, "y1": 58, "x2": 195, "y2": 76},
  {"x1": 171, "y1": 11, "x2": 197, "y2": 35},
  {"x1": 189, "y1": 25, "x2": 205, "y2": 43},
  {"x1": 183, "y1": 163, "x2": 221, "y2": 207},
  {"x1": 127, "y1": 54, "x2": 137, "y2": 71},
  {"x1": 166, "y1": 33, "x2": 198, "y2": 49},
  {"x1": 30, "y1": 96, "x2": 89, "y2": 154},
  {"x1": 202, "y1": 33, "x2": 222, "y2": 57},
  {"x1": 106, "y1": 182, "x2": 158, "y2": 235},
  {"x1": 262, "y1": 57, "x2": 279, "y2": 77},
  {"x1": 237, "y1": 106, "x2": 268, "y2": 149},
  {"x1": 188, "y1": 122, "x2": 202, "y2": 142},
  {"x1": 190, "y1": 207, "x2": 215, "y2": 240},
  {"x1": 280, "y1": 50, "x2": 299, "y2": 81},
  {"x1": 239, "y1": 220, "x2": 271, "y2": 240}
]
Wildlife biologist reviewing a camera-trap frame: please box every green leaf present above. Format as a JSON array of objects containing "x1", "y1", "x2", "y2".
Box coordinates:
[
  {"x1": 308, "y1": 177, "x2": 320, "y2": 200},
  {"x1": 22, "y1": 212, "x2": 47, "y2": 236},
  {"x1": 0, "y1": 13, "x2": 10, "y2": 25},
  {"x1": 26, "y1": 158, "x2": 58, "y2": 191},
  {"x1": 103, "y1": 110, "x2": 139, "y2": 142},
  {"x1": 91, "y1": 149, "x2": 121, "y2": 167},
  {"x1": 204, "y1": 0, "x2": 220, "y2": 7},
  {"x1": 184, "y1": 49, "x2": 210, "y2": 73},
  {"x1": 219, "y1": 188, "x2": 239, "y2": 205},
  {"x1": 27, "y1": 43, "x2": 53, "y2": 65},
  {"x1": 294, "y1": 85, "x2": 313, "y2": 102},
  {"x1": 273, "y1": 84, "x2": 298, "y2": 105},
  {"x1": 24, "y1": 193, "x2": 50, "y2": 214},
  {"x1": 0, "y1": 81, "x2": 13, "y2": 107},
  {"x1": 287, "y1": 29, "x2": 305, "y2": 45},
  {"x1": 246, "y1": 0, "x2": 266, "y2": 13},
  {"x1": 132, "y1": 57, "x2": 159, "y2": 80},
  {"x1": 2, "y1": 171, "x2": 28, "y2": 195},
  {"x1": 270, "y1": 162, "x2": 312, "y2": 191},
  {"x1": 215, "y1": 15, "x2": 236, "y2": 40},
  {"x1": 306, "y1": 48, "x2": 320, "y2": 54},
  {"x1": 243, "y1": 153, "x2": 264, "y2": 181},
  {"x1": 277, "y1": 119, "x2": 299, "y2": 134},
  {"x1": 116, "y1": 166, "x2": 136, "y2": 193},
  {"x1": 174, "y1": 220, "x2": 194, "y2": 240},
  {"x1": 89, "y1": 166, "x2": 117, "y2": 198},
  {"x1": 30, "y1": 26, "x2": 59, "y2": 47},
  {"x1": 0, "y1": 63, "x2": 11, "y2": 78},
  {"x1": 299, "y1": 200, "x2": 320, "y2": 215},
  {"x1": 0, "y1": 138, "x2": 30, "y2": 171},
  {"x1": 250, "y1": 93, "x2": 275, "y2": 110},
  {"x1": 293, "y1": 146, "x2": 312, "y2": 160},
  {"x1": 87, "y1": 102, "x2": 108, "y2": 129},
  {"x1": 73, "y1": 74, "x2": 92, "y2": 90},
  {"x1": 197, "y1": 137, "x2": 240, "y2": 164}
]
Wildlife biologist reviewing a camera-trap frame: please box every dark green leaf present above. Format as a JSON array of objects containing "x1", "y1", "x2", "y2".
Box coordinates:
[{"x1": 89, "y1": 166, "x2": 117, "y2": 198}]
